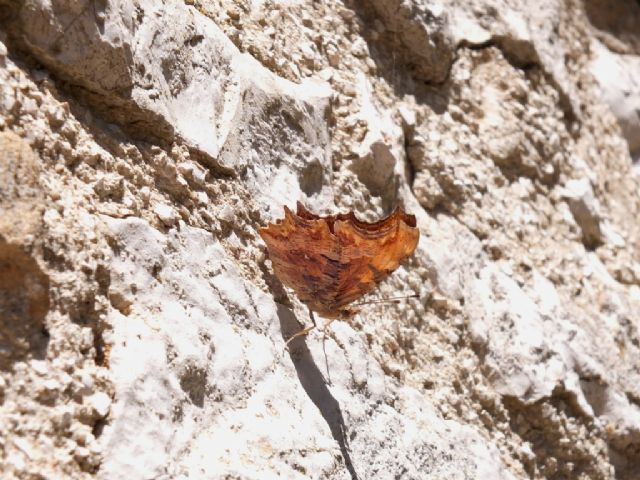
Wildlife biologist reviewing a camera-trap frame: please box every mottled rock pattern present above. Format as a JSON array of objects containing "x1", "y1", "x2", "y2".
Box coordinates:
[{"x1": 0, "y1": 0, "x2": 639, "y2": 479}]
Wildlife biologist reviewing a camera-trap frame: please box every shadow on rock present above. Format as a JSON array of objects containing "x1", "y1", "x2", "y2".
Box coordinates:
[{"x1": 276, "y1": 304, "x2": 360, "y2": 480}]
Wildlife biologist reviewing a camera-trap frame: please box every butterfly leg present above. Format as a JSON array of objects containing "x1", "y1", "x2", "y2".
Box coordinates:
[
  {"x1": 321, "y1": 318, "x2": 337, "y2": 336},
  {"x1": 283, "y1": 308, "x2": 317, "y2": 350},
  {"x1": 320, "y1": 318, "x2": 338, "y2": 385},
  {"x1": 283, "y1": 324, "x2": 316, "y2": 350}
]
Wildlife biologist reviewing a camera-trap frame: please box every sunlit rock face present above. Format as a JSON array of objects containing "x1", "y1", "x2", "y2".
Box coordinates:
[{"x1": 1, "y1": 1, "x2": 640, "y2": 479}]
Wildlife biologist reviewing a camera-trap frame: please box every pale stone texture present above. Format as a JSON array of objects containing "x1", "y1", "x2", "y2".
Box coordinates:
[
  {"x1": 584, "y1": 0, "x2": 640, "y2": 160},
  {"x1": 0, "y1": 1, "x2": 639, "y2": 479},
  {"x1": 590, "y1": 39, "x2": 640, "y2": 159}
]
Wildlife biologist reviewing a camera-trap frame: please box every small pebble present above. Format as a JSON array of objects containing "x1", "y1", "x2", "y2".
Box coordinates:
[
  {"x1": 88, "y1": 392, "x2": 111, "y2": 418},
  {"x1": 155, "y1": 204, "x2": 178, "y2": 226}
]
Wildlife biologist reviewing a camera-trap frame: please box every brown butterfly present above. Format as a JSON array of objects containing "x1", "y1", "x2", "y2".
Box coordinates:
[{"x1": 260, "y1": 202, "x2": 419, "y2": 343}]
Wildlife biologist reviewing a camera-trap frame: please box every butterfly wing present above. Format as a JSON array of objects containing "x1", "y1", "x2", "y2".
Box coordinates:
[
  {"x1": 260, "y1": 203, "x2": 419, "y2": 318},
  {"x1": 330, "y1": 208, "x2": 419, "y2": 309},
  {"x1": 259, "y1": 205, "x2": 343, "y2": 317}
]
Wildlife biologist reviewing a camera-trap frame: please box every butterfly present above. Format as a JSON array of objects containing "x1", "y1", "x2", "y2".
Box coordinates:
[{"x1": 260, "y1": 202, "x2": 419, "y2": 342}]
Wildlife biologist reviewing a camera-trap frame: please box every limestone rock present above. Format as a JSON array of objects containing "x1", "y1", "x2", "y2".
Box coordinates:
[
  {"x1": 591, "y1": 40, "x2": 640, "y2": 158},
  {"x1": 1, "y1": 1, "x2": 640, "y2": 479},
  {"x1": 562, "y1": 178, "x2": 603, "y2": 248},
  {"x1": 368, "y1": 0, "x2": 455, "y2": 84},
  {"x1": 8, "y1": 0, "x2": 333, "y2": 178},
  {"x1": 0, "y1": 132, "x2": 50, "y2": 370}
]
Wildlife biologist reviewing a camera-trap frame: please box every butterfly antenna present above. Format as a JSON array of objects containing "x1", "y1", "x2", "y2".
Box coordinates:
[{"x1": 352, "y1": 293, "x2": 419, "y2": 307}]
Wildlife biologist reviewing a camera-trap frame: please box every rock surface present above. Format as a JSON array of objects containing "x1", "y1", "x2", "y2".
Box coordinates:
[{"x1": 0, "y1": 1, "x2": 639, "y2": 479}]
